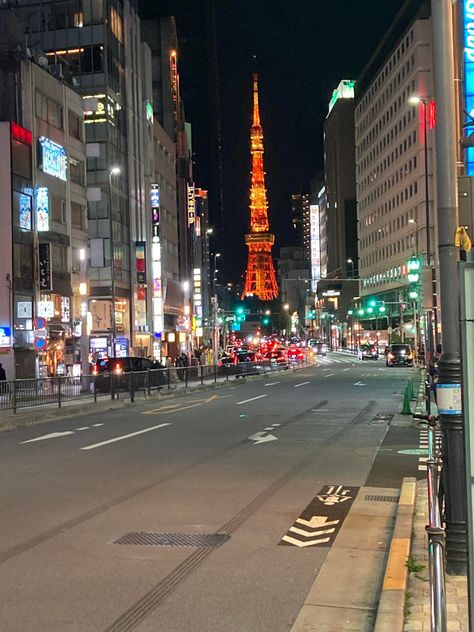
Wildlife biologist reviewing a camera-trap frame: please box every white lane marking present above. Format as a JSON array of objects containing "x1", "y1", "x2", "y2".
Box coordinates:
[
  {"x1": 343, "y1": 368, "x2": 350, "y2": 372},
  {"x1": 264, "y1": 426, "x2": 274, "y2": 431},
  {"x1": 92, "y1": 423, "x2": 104, "y2": 427},
  {"x1": 21, "y1": 431, "x2": 74, "y2": 444},
  {"x1": 296, "y1": 516, "x2": 339, "y2": 528},
  {"x1": 289, "y1": 525, "x2": 336, "y2": 537},
  {"x1": 81, "y1": 423, "x2": 171, "y2": 450},
  {"x1": 248, "y1": 431, "x2": 278, "y2": 445},
  {"x1": 354, "y1": 381, "x2": 366, "y2": 386},
  {"x1": 281, "y1": 535, "x2": 330, "y2": 547},
  {"x1": 324, "y1": 374, "x2": 335, "y2": 378},
  {"x1": 264, "y1": 382, "x2": 279, "y2": 386},
  {"x1": 76, "y1": 426, "x2": 90, "y2": 431},
  {"x1": 294, "y1": 381, "x2": 310, "y2": 388},
  {"x1": 271, "y1": 423, "x2": 281, "y2": 427},
  {"x1": 236, "y1": 394, "x2": 267, "y2": 405}
]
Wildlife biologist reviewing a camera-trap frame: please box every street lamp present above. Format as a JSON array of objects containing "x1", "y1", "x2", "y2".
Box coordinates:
[
  {"x1": 347, "y1": 258, "x2": 355, "y2": 278},
  {"x1": 108, "y1": 166, "x2": 121, "y2": 357},
  {"x1": 408, "y1": 218, "x2": 419, "y2": 256}
]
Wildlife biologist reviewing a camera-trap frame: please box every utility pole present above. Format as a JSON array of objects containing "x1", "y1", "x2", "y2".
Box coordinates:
[{"x1": 432, "y1": 0, "x2": 466, "y2": 574}]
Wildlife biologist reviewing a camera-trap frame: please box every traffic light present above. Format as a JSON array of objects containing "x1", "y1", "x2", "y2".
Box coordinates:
[
  {"x1": 307, "y1": 309, "x2": 315, "y2": 320},
  {"x1": 262, "y1": 316, "x2": 270, "y2": 326},
  {"x1": 407, "y1": 255, "x2": 421, "y2": 300}
]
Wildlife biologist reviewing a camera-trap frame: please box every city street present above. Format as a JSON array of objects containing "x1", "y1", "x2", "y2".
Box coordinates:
[{"x1": 0, "y1": 354, "x2": 423, "y2": 631}]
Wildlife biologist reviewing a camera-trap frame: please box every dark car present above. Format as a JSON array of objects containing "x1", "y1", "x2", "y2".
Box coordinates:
[
  {"x1": 308, "y1": 339, "x2": 327, "y2": 356},
  {"x1": 218, "y1": 350, "x2": 263, "y2": 376},
  {"x1": 264, "y1": 347, "x2": 288, "y2": 369},
  {"x1": 92, "y1": 357, "x2": 166, "y2": 392},
  {"x1": 358, "y1": 344, "x2": 379, "y2": 360},
  {"x1": 386, "y1": 344, "x2": 414, "y2": 367}
]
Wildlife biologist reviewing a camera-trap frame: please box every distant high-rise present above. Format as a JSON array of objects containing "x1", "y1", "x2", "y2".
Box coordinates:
[
  {"x1": 324, "y1": 80, "x2": 358, "y2": 279},
  {"x1": 290, "y1": 193, "x2": 310, "y2": 249}
]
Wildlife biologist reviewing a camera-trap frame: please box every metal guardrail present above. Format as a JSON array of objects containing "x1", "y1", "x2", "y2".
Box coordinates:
[
  {"x1": 0, "y1": 358, "x2": 314, "y2": 413},
  {"x1": 414, "y1": 375, "x2": 447, "y2": 632}
]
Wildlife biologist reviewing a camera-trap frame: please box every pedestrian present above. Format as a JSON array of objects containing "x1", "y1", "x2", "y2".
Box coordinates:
[{"x1": 0, "y1": 362, "x2": 7, "y2": 396}]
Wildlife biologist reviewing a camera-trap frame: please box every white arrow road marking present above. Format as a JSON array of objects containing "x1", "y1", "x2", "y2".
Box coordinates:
[
  {"x1": 81, "y1": 423, "x2": 171, "y2": 450},
  {"x1": 296, "y1": 516, "x2": 340, "y2": 528},
  {"x1": 248, "y1": 432, "x2": 278, "y2": 445},
  {"x1": 21, "y1": 431, "x2": 74, "y2": 444},
  {"x1": 289, "y1": 525, "x2": 336, "y2": 537},
  {"x1": 236, "y1": 394, "x2": 267, "y2": 405},
  {"x1": 294, "y1": 381, "x2": 310, "y2": 388},
  {"x1": 264, "y1": 382, "x2": 279, "y2": 386},
  {"x1": 354, "y1": 381, "x2": 366, "y2": 386},
  {"x1": 281, "y1": 535, "x2": 330, "y2": 547}
]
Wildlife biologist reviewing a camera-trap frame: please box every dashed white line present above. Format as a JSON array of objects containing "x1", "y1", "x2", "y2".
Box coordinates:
[
  {"x1": 92, "y1": 423, "x2": 104, "y2": 427},
  {"x1": 343, "y1": 368, "x2": 350, "y2": 372},
  {"x1": 236, "y1": 394, "x2": 268, "y2": 405},
  {"x1": 294, "y1": 381, "x2": 310, "y2": 388},
  {"x1": 76, "y1": 426, "x2": 90, "y2": 431},
  {"x1": 264, "y1": 382, "x2": 279, "y2": 386},
  {"x1": 325, "y1": 374, "x2": 335, "y2": 378},
  {"x1": 81, "y1": 423, "x2": 171, "y2": 450}
]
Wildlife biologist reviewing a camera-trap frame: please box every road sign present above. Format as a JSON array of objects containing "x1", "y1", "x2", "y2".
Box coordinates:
[
  {"x1": 34, "y1": 329, "x2": 47, "y2": 338},
  {"x1": 33, "y1": 316, "x2": 47, "y2": 330},
  {"x1": 34, "y1": 337, "x2": 47, "y2": 350}
]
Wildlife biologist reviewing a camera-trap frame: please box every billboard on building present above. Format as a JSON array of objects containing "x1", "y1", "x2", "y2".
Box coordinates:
[
  {"x1": 37, "y1": 137, "x2": 67, "y2": 181},
  {"x1": 310, "y1": 204, "x2": 321, "y2": 291}
]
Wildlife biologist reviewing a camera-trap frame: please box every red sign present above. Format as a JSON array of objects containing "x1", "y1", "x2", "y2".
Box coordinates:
[
  {"x1": 34, "y1": 337, "x2": 47, "y2": 350},
  {"x1": 11, "y1": 122, "x2": 32, "y2": 145},
  {"x1": 33, "y1": 316, "x2": 47, "y2": 330}
]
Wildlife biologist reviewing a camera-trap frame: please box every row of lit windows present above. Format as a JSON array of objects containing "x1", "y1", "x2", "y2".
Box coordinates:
[
  {"x1": 362, "y1": 265, "x2": 403, "y2": 289},
  {"x1": 357, "y1": 87, "x2": 417, "y2": 159},
  {"x1": 361, "y1": 209, "x2": 417, "y2": 248},
  {"x1": 360, "y1": 179, "x2": 419, "y2": 219},
  {"x1": 362, "y1": 235, "x2": 415, "y2": 270},
  {"x1": 359, "y1": 154, "x2": 418, "y2": 199},
  {"x1": 358, "y1": 124, "x2": 418, "y2": 176},
  {"x1": 358, "y1": 64, "x2": 417, "y2": 140},
  {"x1": 357, "y1": 28, "x2": 415, "y2": 117}
]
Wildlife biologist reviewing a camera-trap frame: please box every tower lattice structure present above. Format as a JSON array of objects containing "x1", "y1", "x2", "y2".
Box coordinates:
[{"x1": 242, "y1": 74, "x2": 279, "y2": 301}]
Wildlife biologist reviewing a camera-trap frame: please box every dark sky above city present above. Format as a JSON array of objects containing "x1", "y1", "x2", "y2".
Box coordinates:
[{"x1": 142, "y1": 0, "x2": 407, "y2": 282}]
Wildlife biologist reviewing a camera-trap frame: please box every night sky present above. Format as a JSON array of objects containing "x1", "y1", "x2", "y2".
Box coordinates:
[{"x1": 141, "y1": 0, "x2": 407, "y2": 282}]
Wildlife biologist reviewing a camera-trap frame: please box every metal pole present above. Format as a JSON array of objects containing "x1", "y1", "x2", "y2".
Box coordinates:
[{"x1": 431, "y1": 0, "x2": 466, "y2": 574}]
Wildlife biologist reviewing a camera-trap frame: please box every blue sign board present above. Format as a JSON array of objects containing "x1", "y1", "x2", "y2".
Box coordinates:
[
  {"x1": 38, "y1": 136, "x2": 67, "y2": 181},
  {"x1": 464, "y1": 1, "x2": 474, "y2": 173}
]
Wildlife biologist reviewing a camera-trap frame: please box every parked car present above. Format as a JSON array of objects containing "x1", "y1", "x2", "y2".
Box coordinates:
[
  {"x1": 308, "y1": 339, "x2": 327, "y2": 356},
  {"x1": 385, "y1": 344, "x2": 414, "y2": 367},
  {"x1": 358, "y1": 344, "x2": 379, "y2": 360},
  {"x1": 218, "y1": 350, "x2": 263, "y2": 376},
  {"x1": 92, "y1": 357, "x2": 166, "y2": 392}
]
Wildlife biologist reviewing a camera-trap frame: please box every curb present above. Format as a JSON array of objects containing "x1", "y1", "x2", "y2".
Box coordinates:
[
  {"x1": 0, "y1": 363, "x2": 315, "y2": 432},
  {"x1": 373, "y1": 477, "x2": 417, "y2": 632}
]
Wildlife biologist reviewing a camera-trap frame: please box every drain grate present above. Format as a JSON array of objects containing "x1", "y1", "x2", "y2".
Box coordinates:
[
  {"x1": 113, "y1": 531, "x2": 230, "y2": 548},
  {"x1": 364, "y1": 494, "x2": 399, "y2": 503}
]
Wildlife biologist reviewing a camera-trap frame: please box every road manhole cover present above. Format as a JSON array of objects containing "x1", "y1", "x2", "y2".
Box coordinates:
[{"x1": 113, "y1": 532, "x2": 230, "y2": 547}]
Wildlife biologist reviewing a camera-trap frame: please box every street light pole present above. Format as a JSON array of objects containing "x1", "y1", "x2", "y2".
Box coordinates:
[
  {"x1": 432, "y1": 0, "x2": 466, "y2": 574},
  {"x1": 109, "y1": 166, "x2": 121, "y2": 358}
]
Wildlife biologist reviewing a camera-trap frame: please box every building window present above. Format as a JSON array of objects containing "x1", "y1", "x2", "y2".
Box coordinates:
[
  {"x1": 52, "y1": 243, "x2": 68, "y2": 271},
  {"x1": 71, "y1": 201, "x2": 85, "y2": 229},
  {"x1": 52, "y1": 197, "x2": 67, "y2": 224},
  {"x1": 109, "y1": 6, "x2": 123, "y2": 42},
  {"x1": 68, "y1": 110, "x2": 82, "y2": 140},
  {"x1": 35, "y1": 91, "x2": 64, "y2": 130},
  {"x1": 69, "y1": 157, "x2": 84, "y2": 185}
]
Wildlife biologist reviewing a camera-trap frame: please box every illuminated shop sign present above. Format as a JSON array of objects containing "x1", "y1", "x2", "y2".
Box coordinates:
[
  {"x1": 83, "y1": 94, "x2": 119, "y2": 125},
  {"x1": 310, "y1": 204, "x2": 321, "y2": 292},
  {"x1": 464, "y1": 1, "x2": 474, "y2": 173},
  {"x1": 151, "y1": 184, "x2": 160, "y2": 240},
  {"x1": 136, "y1": 241, "x2": 147, "y2": 285},
  {"x1": 146, "y1": 101, "x2": 154, "y2": 123},
  {"x1": 187, "y1": 184, "x2": 195, "y2": 225},
  {"x1": 36, "y1": 187, "x2": 49, "y2": 231},
  {"x1": 193, "y1": 268, "x2": 202, "y2": 334},
  {"x1": 19, "y1": 193, "x2": 32, "y2": 230},
  {"x1": 151, "y1": 240, "x2": 163, "y2": 340},
  {"x1": 38, "y1": 243, "x2": 52, "y2": 291},
  {"x1": 0, "y1": 326, "x2": 11, "y2": 347},
  {"x1": 38, "y1": 137, "x2": 67, "y2": 181}
]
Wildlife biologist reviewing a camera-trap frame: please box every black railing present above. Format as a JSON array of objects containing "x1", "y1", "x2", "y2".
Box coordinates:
[{"x1": 0, "y1": 357, "x2": 316, "y2": 413}]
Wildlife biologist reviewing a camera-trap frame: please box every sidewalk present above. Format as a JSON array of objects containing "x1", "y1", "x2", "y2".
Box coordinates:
[{"x1": 403, "y1": 480, "x2": 468, "y2": 632}]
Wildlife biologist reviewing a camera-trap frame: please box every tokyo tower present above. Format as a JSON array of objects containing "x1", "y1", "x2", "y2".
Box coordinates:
[{"x1": 242, "y1": 74, "x2": 279, "y2": 300}]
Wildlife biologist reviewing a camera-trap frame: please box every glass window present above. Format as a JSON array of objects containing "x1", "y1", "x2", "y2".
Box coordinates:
[
  {"x1": 69, "y1": 157, "x2": 84, "y2": 185},
  {"x1": 110, "y1": 6, "x2": 123, "y2": 43},
  {"x1": 71, "y1": 201, "x2": 85, "y2": 229},
  {"x1": 14, "y1": 242, "x2": 33, "y2": 282},
  {"x1": 68, "y1": 110, "x2": 82, "y2": 140}
]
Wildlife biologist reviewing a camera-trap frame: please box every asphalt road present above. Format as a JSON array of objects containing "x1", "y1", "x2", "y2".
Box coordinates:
[{"x1": 0, "y1": 353, "x2": 421, "y2": 632}]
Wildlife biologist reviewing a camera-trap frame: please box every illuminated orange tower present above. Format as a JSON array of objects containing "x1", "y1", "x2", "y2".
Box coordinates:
[{"x1": 242, "y1": 74, "x2": 279, "y2": 300}]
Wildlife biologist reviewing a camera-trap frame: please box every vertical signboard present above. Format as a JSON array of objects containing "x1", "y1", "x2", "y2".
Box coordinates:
[
  {"x1": 464, "y1": 1, "x2": 474, "y2": 174},
  {"x1": 187, "y1": 183, "x2": 195, "y2": 225},
  {"x1": 151, "y1": 184, "x2": 160, "y2": 241},
  {"x1": 310, "y1": 204, "x2": 321, "y2": 292},
  {"x1": 38, "y1": 242, "x2": 52, "y2": 291},
  {"x1": 36, "y1": 187, "x2": 49, "y2": 232},
  {"x1": 136, "y1": 241, "x2": 147, "y2": 284}
]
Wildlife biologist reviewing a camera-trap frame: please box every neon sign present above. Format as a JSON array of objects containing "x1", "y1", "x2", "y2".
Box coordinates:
[
  {"x1": 36, "y1": 187, "x2": 49, "y2": 231},
  {"x1": 38, "y1": 137, "x2": 67, "y2": 181},
  {"x1": 464, "y1": 0, "x2": 474, "y2": 173}
]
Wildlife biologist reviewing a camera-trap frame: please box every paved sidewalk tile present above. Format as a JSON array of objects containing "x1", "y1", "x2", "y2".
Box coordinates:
[{"x1": 403, "y1": 481, "x2": 468, "y2": 632}]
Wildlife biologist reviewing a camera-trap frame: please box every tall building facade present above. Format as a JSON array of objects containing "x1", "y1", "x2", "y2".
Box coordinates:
[
  {"x1": 0, "y1": 57, "x2": 87, "y2": 378},
  {"x1": 355, "y1": 1, "x2": 435, "y2": 339},
  {"x1": 290, "y1": 193, "x2": 309, "y2": 248},
  {"x1": 323, "y1": 80, "x2": 358, "y2": 279}
]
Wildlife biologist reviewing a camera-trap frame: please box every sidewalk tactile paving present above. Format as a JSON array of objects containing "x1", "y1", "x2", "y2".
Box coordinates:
[{"x1": 403, "y1": 480, "x2": 468, "y2": 632}]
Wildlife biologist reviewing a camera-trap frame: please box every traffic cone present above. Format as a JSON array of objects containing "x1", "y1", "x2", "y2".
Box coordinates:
[
  {"x1": 401, "y1": 384, "x2": 412, "y2": 415},
  {"x1": 407, "y1": 380, "x2": 414, "y2": 400}
]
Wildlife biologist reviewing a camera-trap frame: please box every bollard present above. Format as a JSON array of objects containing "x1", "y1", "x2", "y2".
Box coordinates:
[{"x1": 401, "y1": 383, "x2": 412, "y2": 414}]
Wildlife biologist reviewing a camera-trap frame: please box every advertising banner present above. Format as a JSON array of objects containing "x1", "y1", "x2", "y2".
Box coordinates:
[{"x1": 38, "y1": 242, "x2": 52, "y2": 291}]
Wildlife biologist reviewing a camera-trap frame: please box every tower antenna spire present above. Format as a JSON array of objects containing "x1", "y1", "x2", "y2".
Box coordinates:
[{"x1": 242, "y1": 74, "x2": 279, "y2": 301}]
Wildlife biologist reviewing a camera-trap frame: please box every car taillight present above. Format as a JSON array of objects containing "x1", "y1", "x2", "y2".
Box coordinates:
[{"x1": 92, "y1": 366, "x2": 98, "y2": 375}]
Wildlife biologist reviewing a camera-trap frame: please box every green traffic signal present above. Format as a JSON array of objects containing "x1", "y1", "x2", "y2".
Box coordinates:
[
  {"x1": 262, "y1": 317, "x2": 270, "y2": 325},
  {"x1": 369, "y1": 299, "x2": 376, "y2": 308}
]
